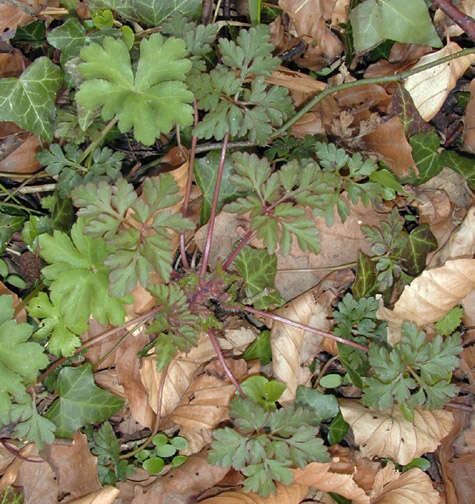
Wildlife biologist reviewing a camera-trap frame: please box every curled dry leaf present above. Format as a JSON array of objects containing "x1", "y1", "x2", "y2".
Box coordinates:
[
  {"x1": 42, "y1": 431, "x2": 101, "y2": 500},
  {"x1": 131, "y1": 452, "x2": 230, "y2": 504},
  {"x1": 378, "y1": 259, "x2": 475, "y2": 344},
  {"x1": 339, "y1": 399, "x2": 454, "y2": 465},
  {"x1": 463, "y1": 79, "x2": 475, "y2": 153},
  {"x1": 65, "y1": 486, "x2": 120, "y2": 504},
  {"x1": 293, "y1": 462, "x2": 369, "y2": 504},
  {"x1": 372, "y1": 468, "x2": 441, "y2": 504},
  {"x1": 199, "y1": 481, "x2": 309, "y2": 504},
  {"x1": 404, "y1": 42, "x2": 475, "y2": 121},
  {"x1": 271, "y1": 270, "x2": 353, "y2": 403},
  {"x1": 140, "y1": 332, "x2": 215, "y2": 416},
  {"x1": 0, "y1": 133, "x2": 42, "y2": 175}
]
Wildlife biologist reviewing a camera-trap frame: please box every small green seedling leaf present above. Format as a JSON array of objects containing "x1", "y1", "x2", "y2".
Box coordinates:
[
  {"x1": 76, "y1": 33, "x2": 193, "y2": 145},
  {"x1": 0, "y1": 57, "x2": 62, "y2": 140},
  {"x1": 240, "y1": 376, "x2": 286, "y2": 410},
  {"x1": 143, "y1": 457, "x2": 165, "y2": 474},
  {"x1": 0, "y1": 259, "x2": 8, "y2": 277},
  {"x1": 45, "y1": 363, "x2": 124, "y2": 438},
  {"x1": 402, "y1": 457, "x2": 431, "y2": 472},
  {"x1": 152, "y1": 433, "x2": 168, "y2": 446},
  {"x1": 155, "y1": 444, "x2": 177, "y2": 457},
  {"x1": 243, "y1": 330, "x2": 272, "y2": 365},
  {"x1": 171, "y1": 455, "x2": 188, "y2": 467},
  {"x1": 319, "y1": 374, "x2": 342, "y2": 389},
  {"x1": 327, "y1": 412, "x2": 349, "y2": 445},
  {"x1": 170, "y1": 436, "x2": 188, "y2": 451},
  {"x1": 435, "y1": 306, "x2": 464, "y2": 336}
]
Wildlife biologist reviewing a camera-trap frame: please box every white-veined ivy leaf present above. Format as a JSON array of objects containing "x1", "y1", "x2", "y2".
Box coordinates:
[
  {"x1": 400, "y1": 224, "x2": 437, "y2": 275},
  {"x1": 45, "y1": 363, "x2": 124, "y2": 438},
  {"x1": 234, "y1": 246, "x2": 284, "y2": 309},
  {"x1": 352, "y1": 251, "x2": 378, "y2": 299},
  {"x1": 88, "y1": 0, "x2": 201, "y2": 26},
  {"x1": 408, "y1": 130, "x2": 442, "y2": 183},
  {"x1": 0, "y1": 57, "x2": 62, "y2": 140},
  {"x1": 194, "y1": 151, "x2": 243, "y2": 224},
  {"x1": 28, "y1": 292, "x2": 81, "y2": 357},
  {"x1": 47, "y1": 17, "x2": 86, "y2": 63},
  {"x1": 38, "y1": 218, "x2": 131, "y2": 333},
  {"x1": 76, "y1": 34, "x2": 193, "y2": 145},
  {"x1": 350, "y1": 0, "x2": 442, "y2": 54},
  {"x1": 440, "y1": 150, "x2": 475, "y2": 190}
]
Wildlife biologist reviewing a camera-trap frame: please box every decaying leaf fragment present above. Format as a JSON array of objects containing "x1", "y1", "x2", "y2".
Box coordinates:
[
  {"x1": 339, "y1": 399, "x2": 454, "y2": 465},
  {"x1": 404, "y1": 42, "x2": 475, "y2": 121}
]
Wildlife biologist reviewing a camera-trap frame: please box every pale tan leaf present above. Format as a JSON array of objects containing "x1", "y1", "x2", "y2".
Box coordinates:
[
  {"x1": 378, "y1": 259, "x2": 475, "y2": 344},
  {"x1": 65, "y1": 486, "x2": 119, "y2": 504},
  {"x1": 294, "y1": 463, "x2": 369, "y2": 504},
  {"x1": 130, "y1": 452, "x2": 229, "y2": 504},
  {"x1": 463, "y1": 79, "x2": 475, "y2": 153},
  {"x1": 199, "y1": 482, "x2": 309, "y2": 504},
  {"x1": 220, "y1": 323, "x2": 258, "y2": 355},
  {"x1": 267, "y1": 67, "x2": 326, "y2": 96},
  {"x1": 339, "y1": 399, "x2": 454, "y2": 465},
  {"x1": 404, "y1": 42, "x2": 475, "y2": 121},
  {"x1": 116, "y1": 327, "x2": 155, "y2": 429},
  {"x1": 42, "y1": 431, "x2": 100, "y2": 500},
  {"x1": 372, "y1": 468, "x2": 441, "y2": 504},
  {"x1": 140, "y1": 332, "x2": 215, "y2": 416}
]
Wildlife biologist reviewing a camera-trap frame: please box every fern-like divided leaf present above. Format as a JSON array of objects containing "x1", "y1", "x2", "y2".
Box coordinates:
[
  {"x1": 209, "y1": 396, "x2": 329, "y2": 497},
  {"x1": 76, "y1": 33, "x2": 194, "y2": 145},
  {"x1": 72, "y1": 176, "x2": 194, "y2": 298},
  {"x1": 190, "y1": 25, "x2": 294, "y2": 145}
]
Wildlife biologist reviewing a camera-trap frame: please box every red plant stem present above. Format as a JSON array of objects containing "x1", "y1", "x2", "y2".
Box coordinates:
[
  {"x1": 222, "y1": 229, "x2": 256, "y2": 271},
  {"x1": 199, "y1": 133, "x2": 230, "y2": 284},
  {"x1": 31, "y1": 307, "x2": 160, "y2": 389},
  {"x1": 432, "y1": 0, "x2": 475, "y2": 42},
  {"x1": 241, "y1": 306, "x2": 369, "y2": 352},
  {"x1": 180, "y1": 100, "x2": 199, "y2": 270},
  {"x1": 208, "y1": 329, "x2": 246, "y2": 397}
]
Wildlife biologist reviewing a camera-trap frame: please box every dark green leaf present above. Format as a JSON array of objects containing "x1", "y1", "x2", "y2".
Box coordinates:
[
  {"x1": 440, "y1": 150, "x2": 475, "y2": 190},
  {"x1": 327, "y1": 411, "x2": 349, "y2": 445},
  {"x1": 352, "y1": 251, "x2": 378, "y2": 299},
  {"x1": 0, "y1": 214, "x2": 25, "y2": 253},
  {"x1": 400, "y1": 224, "x2": 437, "y2": 275},
  {"x1": 408, "y1": 131, "x2": 442, "y2": 183},
  {"x1": 243, "y1": 330, "x2": 272, "y2": 365},
  {"x1": 295, "y1": 386, "x2": 339, "y2": 424}
]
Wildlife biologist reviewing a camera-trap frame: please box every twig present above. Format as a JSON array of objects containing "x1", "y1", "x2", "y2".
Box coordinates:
[
  {"x1": 199, "y1": 133, "x2": 229, "y2": 283},
  {"x1": 208, "y1": 329, "x2": 246, "y2": 397},
  {"x1": 14, "y1": 183, "x2": 56, "y2": 194},
  {"x1": 274, "y1": 48, "x2": 475, "y2": 138},
  {"x1": 432, "y1": 0, "x2": 475, "y2": 42},
  {"x1": 195, "y1": 140, "x2": 257, "y2": 154},
  {"x1": 241, "y1": 305, "x2": 369, "y2": 352}
]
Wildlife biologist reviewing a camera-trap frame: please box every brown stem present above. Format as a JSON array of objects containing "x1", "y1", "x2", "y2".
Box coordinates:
[
  {"x1": 199, "y1": 133, "x2": 230, "y2": 283},
  {"x1": 180, "y1": 99, "x2": 199, "y2": 271},
  {"x1": 432, "y1": 0, "x2": 475, "y2": 42},
  {"x1": 241, "y1": 306, "x2": 369, "y2": 352},
  {"x1": 208, "y1": 329, "x2": 246, "y2": 397},
  {"x1": 222, "y1": 229, "x2": 256, "y2": 271}
]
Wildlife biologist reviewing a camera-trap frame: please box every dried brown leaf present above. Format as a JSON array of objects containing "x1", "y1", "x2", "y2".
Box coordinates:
[
  {"x1": 0, "y1": 52, "x2": 25, "y2": 78},
  {"x1": 339, "y1": 399, "x2": 454, "y2": 465},
  {"x1": 404, "y1": 42, "x2": 475, "y2": 121},
  {"x1": 199, "y1": 482, "x2": 309, "y2": 504},
  {"x1": 0, "y1": 134, "x2": 42, "y2": 175},
  {"x1": 64, "y1": 486, "x2": 119, "y2": 504},
  {"x1": 42, "y1": 431, "x2": 100, "y2": 500},
  {"x1": 372, "y1": 467, "x2": 441, "y2": 504}
]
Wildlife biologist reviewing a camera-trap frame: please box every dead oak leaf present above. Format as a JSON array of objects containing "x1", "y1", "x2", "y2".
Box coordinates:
[{"x1": 339, "y1": 399, "x2": 454, "y2": 465}]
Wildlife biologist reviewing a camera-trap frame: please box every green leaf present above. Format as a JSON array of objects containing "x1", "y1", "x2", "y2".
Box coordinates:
[
  {"x1": 320, "y1": 374, "x2": 342, "y2": 389},
  {"x1": 88, "y1": 0, "x2": 201, "y2": 26},
  {"x1": 402, "y1": 457, "x2": 431, "y2": 472},
  {"x1": 47, "y1": 17, "x2": 86, "y2": 63},
  {"x1": 76, "y1": 33, "x2": 193, "y2": 145},
  {"x1": 435, "y1": 306, "x2": 463, "y2": 336},
  {"x1": 408, "y1": 131, "x2": 442, "y2": 183},
  {"x1": 399, "y1": 224, "x2": 437, "y2": 276},
  {"x1": 38, "y1": 218, "x2": 131, "y2": 332},
  {"x1": 286, "y1": 426, "x2": 329, "y2": 468},
  {"x1": 230, "y1": 397, "x2": 268, "y2": 433},
  {"x1": 233, "y1": 246, "x2": 284, "y2": 309},
  {"x1": 194, "y1": 151, "x2": 243, "y2": 224},
  {"x1": 153, "y1": 433, "x2": 168, "y2": 446},
  {"x1": 350, "y1": 0, "x2": 442, "y2": 54},
  {"x1": 170, "y1": 436, "x2": 188, "y2": 451},
  {"x1": 13, "y1": 402, "x2": 56, "y2": 450},
  {"x1": 439, "y1": 150, "x2": 475, "y2": 190},
  {"x1": 327, "y1": 411, "x2": 349, "y2": 445},
  {"x1": 249, "y1": 0, "x2": 262, "y2": 25},
  {"x1": 45, "y1": 363, "x2": 124, "y2": 438},
  {"x1": 155, "y1": 444, "x2": 177, "y2": 457},
  {"x1": 143, "y1": 457, "x2": 165, "y2": 474},
  {"x1": 352, "y1": 251, "x2": 378, "y2": 299},
  {"x1": 240, "y1": 376, "x2": 286, "y2": 411},
  {"x1": 171, "y1": 455, "x2": 187, "y2": 467},
  {"x1": 243, "y1": 330, "x2": 272, "y2": 365},
  {"x1": 0, "y1": 214, "x2": 25, "y2": 254},
  {"x1": 208, "y1": 427, "x2": 249, "y2": 468},
  {"x1": 295, "y1": 386, "x2": 339, "y2": 424},
  {"x1": 28, "y1": 292, "x2": 81, "y2": 357},
  {"x1": 0, "y1": 57, "x2": 62, "y2": 140}
]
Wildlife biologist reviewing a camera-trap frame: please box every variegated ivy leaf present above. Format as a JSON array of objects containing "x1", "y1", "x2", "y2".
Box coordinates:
[{"x1": 0, "y1": 57, "x2": 62, "y2": 140}]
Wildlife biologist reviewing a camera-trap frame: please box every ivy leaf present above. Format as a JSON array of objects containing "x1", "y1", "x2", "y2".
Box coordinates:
[
  {"x1": 352, "y1": 251, "x2": 378, "y2": 299},
  {"x1": 45, "y1": 363, "x2": 124, "y2": 438},
  {"x1": 28, "y1": 292, "x2": 81, "y2": 357},
  {"x1": 76, "y1": 33, "x2": 193, "y2": 145},
  {"x1": 408, "y1": 131, "x2": 442, "y2": 183},
  {"x1": 440, "y1": 150, "x2": 475, "y2": 190},
  {"x1": 399, "y1": 224, "x2": 437, "y2": 275},
  {"x1": 38, "y1": 218, "x2": 131, "y2": 333},
  {"x1": 243, "y1": 330, "x2": 272, "y2": 365},
  {"x1": 0, "y1": 57, "x2": 62, "y2": 140},
  {"x1": 47, "y1": 17, "x2": 86, "y2": 63},
  {"x1": 88, "y1": 0, "x2": 201, "y2": 27},
  {"x1": 350, "y1": 0, "x2": 442, "y2": 54},
  {"x1": 233, "y1": 246, "x2": 284, "y2": 309}
]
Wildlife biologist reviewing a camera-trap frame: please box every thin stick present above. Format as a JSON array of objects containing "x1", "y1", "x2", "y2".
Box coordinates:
[
  {"x1": 241, "y1": 305, "x2": 369, "y2": 352},
  {"x1": 432, "y1": 0, "x2": 475, "y2": 42},
  {"x1": 199, "y1": 133, "x2": 229, "y2": 283},
  {"x1": 208, "y1": 329, "x2": 246, "y2": 397}
]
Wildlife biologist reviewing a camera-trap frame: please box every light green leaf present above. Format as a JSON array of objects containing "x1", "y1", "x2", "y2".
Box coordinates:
[
  {"x1": 320, "y1": 374, "x2": 343, "y2": 389},
  {"x1": 88, "y1": 0, "x2": 201, "y2": 26},
  {"x1": 143, "y1": 457, "x2": 164, "y2": 474},
  {"x1": 76, "y1": 34, "x2": 193, "y2": 145},
  {"x1": 0, "y1": 57, "x2": 62, "y2": 140},
  {"x1": 350, "y1": 0, "x2": 442, "y2": 54},
  {"x1": 45, "y1": 363, "x2": 124, "y2": 438},
  {"x1": 13, "y1": 403, "x2": 56, "y2": 450},
  {"x1": 435, "y1": 306, "x2": 463, "y2": 336},
  {"x1": 47, "y1": 17, "x2": 86, "y2": 62}
]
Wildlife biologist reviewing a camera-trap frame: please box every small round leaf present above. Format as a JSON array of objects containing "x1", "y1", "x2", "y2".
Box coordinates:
[
  {"x1": 320, "y1": 374, "x2": 342, "y2": 388},
  {"x1": 155, "y1": 444, "x2": 177, "y2": 457},
  {"x1": 143, "y1": 456, "x2": 164, "y2": 474},
  {"x1": 170, "y1": 436, "x2": 188, "y2": 451},
  {"x1": 171, "y1": 455, "x2": 188, "y2": 467},
  {"x1": 152, "y1": 433, "x2": 168, "y2": 446}
]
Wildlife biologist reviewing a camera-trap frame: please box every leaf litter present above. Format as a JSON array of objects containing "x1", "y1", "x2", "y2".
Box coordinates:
[{"x1": 0, "y1": 1, "x2": 474, "y2": 504}]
